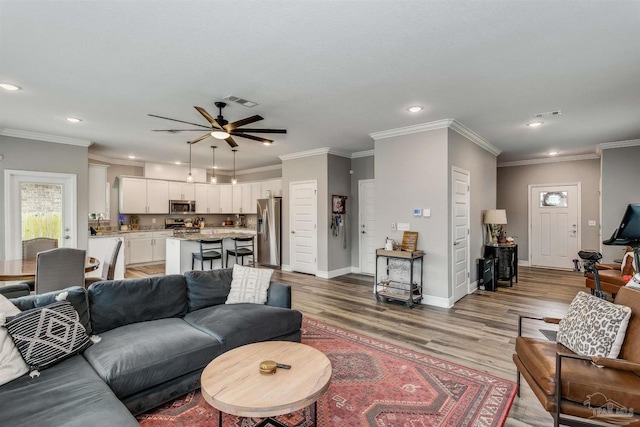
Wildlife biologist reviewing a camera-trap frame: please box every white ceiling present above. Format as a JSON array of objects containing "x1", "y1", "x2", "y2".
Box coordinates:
[{"x1": 1, "y1": 1, "x2": 639, "y2": 172}]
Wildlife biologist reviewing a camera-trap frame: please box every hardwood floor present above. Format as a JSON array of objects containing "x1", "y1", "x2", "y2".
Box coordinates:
[{"x1": 126, "y1": 264, "x2": 586, "y2": 426}]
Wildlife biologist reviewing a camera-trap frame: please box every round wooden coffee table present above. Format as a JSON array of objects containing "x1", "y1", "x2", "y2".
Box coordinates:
[{"x1": 201, "y1": 341, "x2": 332, "y2": 427}]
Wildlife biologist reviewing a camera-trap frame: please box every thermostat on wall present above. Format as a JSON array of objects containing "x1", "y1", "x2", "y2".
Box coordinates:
[{"x1": 413, "y1": 208, "x2": 421, "y2": 216}]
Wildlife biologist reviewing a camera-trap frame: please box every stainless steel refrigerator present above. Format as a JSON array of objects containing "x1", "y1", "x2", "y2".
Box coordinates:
[{"x1": 257, "y1": 197, "x2": 282, "y2": 267}]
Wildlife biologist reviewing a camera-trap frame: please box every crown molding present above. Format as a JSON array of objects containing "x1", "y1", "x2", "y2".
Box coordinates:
[
  {"x1": 279, "y1": 147, "x2": 331, "y2": 161},
  {"x1": 369, "y1": 119, "x2": 454, "y2": 140},
  {"x1": 235, "y1": 163, "x2": 282, "y2": 176},
  {"x1": 599, "y1": 138, "x2": 640, "y2": 150},
  {"x1": 351, "y1": 149, "x2": 374, "y2": 158},
  {"x1": 368, "y1": 119, "x2": 501, "y2": 157},
  {"x1": 327, "y1": 148, "x2": 353, "y2": 158},
  {"x1": 89, "y1": 152, "x2": 144, "y2": 167},
  {"x1": 448, "y1": 120, "x2": 501, "y2": 156},
  {"x1": 1, "y1": 128, "x2": 93, "y2": 147},
  {"x1": 498, "y1": 153, "x2": 600, "y2": 168}
]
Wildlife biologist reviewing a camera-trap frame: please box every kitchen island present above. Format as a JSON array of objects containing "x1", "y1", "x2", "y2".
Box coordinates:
[{"x1": 165, "y1": 229, "x2": 256, "y2": 275}]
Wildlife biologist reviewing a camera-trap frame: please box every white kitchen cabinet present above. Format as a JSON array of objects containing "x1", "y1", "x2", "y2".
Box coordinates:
[
  {"x1": 232, "y1": 185, "x2": 243, "y2": 213},
  {"x1": 169, "y1": 182, "x2": 195, "y2": 201},
  {"x1": 195, "y1": 184, "x2": 221, "y2": 214},
  {"x1": 88, "y1": 164, "x2": 109, "y2": 218},
  {"x1": 261, "y1": 179, "x2": 282, "y2": 198},
  {"x1": 127, "y1": 232, "x2": 154, "y2": 264},
  {"x1": 152, "y1": 230, "x2": 173, "y2": 261},
  {"x1": 125, "y1": 230, "x2": 173, "y2": 265},
  {"x1": 220, "y1": 185, "x2": 233, "y2": 213},
  {"x1": 119, "y1": 177, "x2": 169, "y2": 214},
  {"x1": 241, "y1": 182, "x2": 261, "y2": 214}
]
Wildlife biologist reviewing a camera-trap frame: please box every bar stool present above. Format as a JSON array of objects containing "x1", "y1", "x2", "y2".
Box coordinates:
[
  {"x1": 226, "y1": 236, "x2": 255, "y2": 267},
  {"x1": 192, "y1": 238, "x2": 224, "y2": 270}
]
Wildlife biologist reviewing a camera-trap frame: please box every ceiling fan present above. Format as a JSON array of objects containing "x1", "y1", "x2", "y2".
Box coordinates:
[{"x1": 149, "y1": 101, "x2": 286, "y2": 148}]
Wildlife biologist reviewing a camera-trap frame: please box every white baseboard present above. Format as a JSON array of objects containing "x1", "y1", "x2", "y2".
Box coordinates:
[
  {"x1": 518, "y1": 259, "x2": 530, "y2": 267},
  {"x1": 281, "y1": 264, "x2": 292, "y2": 272},
  {"x1": 316, "y1": 266, "x2": 353, "y2": 279},
  {"x1": 468, "y1": 280, "x2": 479, "y2": 293},
  {"x1": 421, "y1": 294, "x2": 454, "y2": 308},
  {"x1": 351, "y1": 266, "x2": 361, "y2": 274}
]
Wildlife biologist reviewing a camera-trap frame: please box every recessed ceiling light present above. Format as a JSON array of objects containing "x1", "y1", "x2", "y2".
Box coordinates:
[
  {"x1": 548, "y1": 151, "x2": 559, "y2": 156},
  {"x1": 527, "y1": 121, "x2": 543, "y2": 127},
  {"x1": 407, "y1": 106, "x2": 424, "y2": 113},
  {"x1": 175, "y1": 161, "x2": 182, "y2": 165},
  {"x1": 128, "y1": 155, "x2": 136, "y2": 159},
  {"x1": 262, "y1": 141, "x2": 272, "y2": 146},
  {"x1": 66, "y1": 117, "x2": 82, "y2": 123},
  {"x1": 0, "y1": 83, "x2": 21, "y2": 91},
  {"x1": 213, "y1": 166, "x2": 218, "y2": 169}
]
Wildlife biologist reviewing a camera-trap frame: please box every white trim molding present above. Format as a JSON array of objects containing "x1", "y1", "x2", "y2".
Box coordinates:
[
  {"x1": 498, "y1": 153, "x2": 600, "y2": 168},
  {"x1": 599, "y1": 138, "x2": 640, "y2": 150},
  {"x1": 235, "y1": 163, "x2": 282, "y2": 176},
  {"x1": 421, "y1": 294, "x2": 454, "y2": 308},
  {"x1": 369, "y1": 119, "x2": 501, "y2": 157},
  {"x1": 351, "y1": 149, "x2": 374, "y2": 158},
  {"x1": 1, "y1": 129, "x2": 93, "y2": 147},
  {"x1": 89, "y1": 153, "x2": 144, "y2": 167},
  {"x1": 279, "y1": 148, "x2": 331, "y2": 161}
]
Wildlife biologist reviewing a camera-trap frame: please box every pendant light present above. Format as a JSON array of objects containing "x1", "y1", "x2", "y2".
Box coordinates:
[
  {"x1": 186, "y1": 142, "x2": 194, "y2": 183},
  {"x1": 210, "y1": 146, "x2": 217, "y2": 184},
  {"x1": 231, "y1": 149, "x2": 237, "y2": 185}
]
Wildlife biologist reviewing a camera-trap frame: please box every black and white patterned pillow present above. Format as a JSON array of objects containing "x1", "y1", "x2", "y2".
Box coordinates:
[
  {"x1": 557, "y1": 292, "x2": 632, "y2": 358},
  {"x1": 5, "y1": 301, "x2": 92, "y2": 371}
]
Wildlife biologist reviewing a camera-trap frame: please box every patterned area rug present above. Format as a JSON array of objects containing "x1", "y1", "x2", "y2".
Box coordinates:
[{"x1": 138, "y1": 317, "x2": 516, "y2": 427}]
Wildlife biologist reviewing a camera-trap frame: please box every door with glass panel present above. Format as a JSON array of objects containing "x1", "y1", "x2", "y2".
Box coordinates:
[
  {"x1": 4, "y1": 170, "x2": 77, "y2": 260},
  {"x1": 530, "y1": 184, "x2": 580, "y2": 269}
]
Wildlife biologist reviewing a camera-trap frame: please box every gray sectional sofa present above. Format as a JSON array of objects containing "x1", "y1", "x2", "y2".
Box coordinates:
[{"x1": 0, "y1": 268, "x2": 303, "y2": 426}]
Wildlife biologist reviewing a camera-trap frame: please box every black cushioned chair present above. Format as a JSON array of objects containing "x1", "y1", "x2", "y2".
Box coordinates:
[
  {"x1": 226, "y1": 236, "x2": 255, "y2": 267},
  {"x1": 192, "y1": 239, "x2": 224, "y2": 270}
]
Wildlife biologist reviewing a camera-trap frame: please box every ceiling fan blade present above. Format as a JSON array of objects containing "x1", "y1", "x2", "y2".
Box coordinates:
[
  {"x1": 225, "y1": 136, "x2": 239, "y2": 148},
  {"x1": 233, "y1": 128, "x2": 287, "y2": 134},
  {"x1": 232, "y1": 133, "x2": 273, "y2": 144},
  {"x1": 225, "y1": 115, "x2": 264, "y2": 131},
  {"x1": 148, "y1": 114, "x2": 210, "y2": 129},
  {"x1": 189, "y1": 133, "x2": 212, "y2": 144},
  {"x1": 194, "y1": 106, "x2": 224, "y2": 129}
]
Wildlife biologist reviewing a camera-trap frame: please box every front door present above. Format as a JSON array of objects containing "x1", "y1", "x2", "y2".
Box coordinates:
[
  {"x1": 359, "y1": 179, "x2": 376, "y2": 275},
  {"x1": 452, "y1": 168, "x2": 470, "y2": 303},
  {"x1": 530, "y1": 184, "x2": 580, "y2": 269},
  {"x1": 289, "y1": 180, "x2": 317, "y2": 275},
  {"x1": 4, "y1": 170, "x2": 77, "y2": 259}
]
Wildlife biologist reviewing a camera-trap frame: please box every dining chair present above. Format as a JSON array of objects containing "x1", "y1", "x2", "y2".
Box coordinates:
[
  {"x1": 85, "y1": 239, "x2": 123, "y2": 287},
  {"x1": 226, "y1": 236, "x2": 255, "y2": 267},
  {"x1": 22, "y1": 237, "x2": 58, "y2": 259},
  {"x1": 35, "y1": 248, "x2": 86, "y2": 295},
  {"x1": 192, "y1": 238, "x2": 224, "y2": 270}
]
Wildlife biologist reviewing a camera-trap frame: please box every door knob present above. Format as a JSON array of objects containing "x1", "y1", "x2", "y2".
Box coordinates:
[
  {"x1": 291, "y1": 231, "x2": 295, "y2": 234},
  {"x1": 64, "y1": 235, "x2": 70, "y2": 240},
  {"x1": 362, "y1": 230, "x2": 366, "y2": 234},
  {"x1": 453, "y1": 241, "x2": 460, "y2": 246}
]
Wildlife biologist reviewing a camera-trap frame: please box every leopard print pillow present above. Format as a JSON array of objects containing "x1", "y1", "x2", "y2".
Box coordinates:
[{"x1": 557, "y1": 292, "x2": 632, "y2": 358}]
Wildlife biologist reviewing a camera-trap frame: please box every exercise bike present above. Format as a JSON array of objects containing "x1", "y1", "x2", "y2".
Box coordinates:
[{"x1": 577, "y1": 250, "x2": 607, "y2": 300}]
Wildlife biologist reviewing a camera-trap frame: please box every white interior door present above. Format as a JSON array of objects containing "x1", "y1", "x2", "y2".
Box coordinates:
[
  {"x1": 359, "y1": 179, "x2": 375, "y2": 275},
  {"x1": 4, "y1": 170, "x2": 77, "y2": 260},
  {"x1": 452, "y1": 168, "x2": 470, "y2": 303},
  {"x1": 530, "y1": 184, "x2": 580, "y2": 269},
  {"x1": 289, "y1": 180, "x2": 317, "y2": 275}
]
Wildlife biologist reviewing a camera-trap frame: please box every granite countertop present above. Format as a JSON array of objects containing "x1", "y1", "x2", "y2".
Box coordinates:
[
  {"x1": 89, "y1": 226, "x2": 256, "y2": 237},
  {"x1": 169, "y1": 231, "x2": 254, "y2": 240}
]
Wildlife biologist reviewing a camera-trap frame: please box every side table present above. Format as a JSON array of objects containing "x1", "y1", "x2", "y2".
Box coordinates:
[{"x1": 483, "y1": 244, "x2": 518, "y2": 287}]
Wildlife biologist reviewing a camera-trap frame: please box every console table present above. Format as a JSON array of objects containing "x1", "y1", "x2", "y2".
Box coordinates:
[
  {"x1": 483, "y1": 244, "x2": 518, "y2": 287},
  {"x1": 375, "y1": 249, "x2": 424, "y2": 308}
]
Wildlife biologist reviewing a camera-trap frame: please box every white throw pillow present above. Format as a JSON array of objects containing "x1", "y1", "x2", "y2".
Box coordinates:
[
  {"x1": 0, "y1": 294, "x2": 29, "y2": 386},
  {"x1": 557, "y1": 291, "x2": 632, "y2": 358},
  {"x1": 225, "y1": 264, "x2": 273, "y2": 305}
]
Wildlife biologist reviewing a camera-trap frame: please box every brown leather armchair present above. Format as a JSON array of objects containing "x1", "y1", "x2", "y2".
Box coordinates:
[
  {"x1": 513, "y1": 286, "x2": 640, "y2": 427},
  {"x1": 586, "y1": 247, "x2": 636, "y2": 296}
]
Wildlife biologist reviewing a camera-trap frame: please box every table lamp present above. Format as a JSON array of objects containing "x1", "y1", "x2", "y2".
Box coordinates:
[{"x1": 484, "y1": 209, "x2": 507, "y2": 244}]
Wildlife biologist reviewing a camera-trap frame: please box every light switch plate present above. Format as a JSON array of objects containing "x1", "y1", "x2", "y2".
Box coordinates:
[
  {"x1": 397, "y1": 222, "x2": 410, "y2": 231},
  {"x1": 423, "y1": 208, "x2": 431, "y2": 218},
  {"x1": 391, "y1": 223, "x2": 397, "y2": 231},
  {"x1": 588, "y1": 220, "x2": 596, "y2": 226}
]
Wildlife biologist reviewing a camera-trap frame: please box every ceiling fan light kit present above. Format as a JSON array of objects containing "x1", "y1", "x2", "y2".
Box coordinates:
[{"x1": 149, "y1": 101, "x2": 286, "y2": 149}]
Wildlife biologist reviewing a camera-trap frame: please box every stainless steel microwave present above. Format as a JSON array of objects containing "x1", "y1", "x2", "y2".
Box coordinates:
[{"x1": 170, "y1": 200, "x2": 196, "y2": 215}]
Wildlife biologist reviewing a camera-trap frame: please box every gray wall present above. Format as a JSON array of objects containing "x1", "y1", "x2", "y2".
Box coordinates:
[
  {"x1": 601, "y1": 145, "x2": 640, "y2": 262},
  {"x1": 497, "y1": 159, "x2": 601, "y2": 262},
  {"x1": 0, "y1": 135, "x2": 90, "y2": 260},
  {"x1": 350, "y1": 155, "x2": 375, "y2": 269},
  {"x1": 375, "y1": 128, "x2": 450, "y2": 300},
  {"x1": 237, "y1": 169, "x2": 282, "y2": 181},
  {"x1": 281, "y1": 154, "x2": 328, "y2": 271},
  {"x1": 448, "y1": 129, "x2": 497, "y2": 283},
  {"x1": 327, "y1": 154, "x2": 352, "y2": 272}
]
